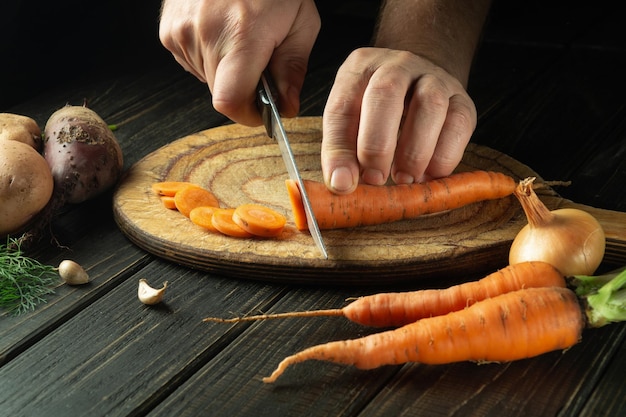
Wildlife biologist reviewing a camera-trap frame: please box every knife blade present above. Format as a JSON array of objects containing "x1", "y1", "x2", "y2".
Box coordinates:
[{"x1": 257, "y1": 70, "x2": 328, "y2": 259}]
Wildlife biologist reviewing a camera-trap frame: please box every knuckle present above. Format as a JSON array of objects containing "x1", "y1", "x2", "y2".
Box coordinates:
[
  {"x1": 447, "y1": 104, "x2": 476, "y2": 134},
  {"x1": 413, "y1": 75, "x2": 449, "y2": 110},
  {"x1": 358, "y1": 139, "x2": 397, "y2": 161}
]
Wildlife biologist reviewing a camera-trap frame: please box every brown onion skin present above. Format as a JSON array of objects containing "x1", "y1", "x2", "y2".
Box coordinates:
[
  {"x1": 509, "y1": 208, "x2": 605, "y2": 276},
  {"x1": 43, "y1": 105, "x2": 123, "y2": 204}
]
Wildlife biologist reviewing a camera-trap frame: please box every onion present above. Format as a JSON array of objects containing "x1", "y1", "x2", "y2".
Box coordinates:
[{"x1": 509, "y1": 177, "x2": 605, "y2": 276}]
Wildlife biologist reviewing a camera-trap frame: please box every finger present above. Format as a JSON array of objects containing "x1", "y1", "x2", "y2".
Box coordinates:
[
  {"x1": 423, "y1": 93, "x2": 476, "y2": 179},
  {"x1": 176, "y1": 44, "x2": 207, "y2": 83},
  {"x1": 356, "y1": 65, "x2": 410, "y2": 185},
  {"x1": 211, "y1": 42, "x2": 273, "y2": 127},
  {"x1": 159, "y1": 18, "x2": 207, "y2": 83},
  {"x1": 391, "y1": 74, "x2": 449, "y2": 184},
  {"x1": 321, "y1": 56, "x2": 369, "y2": 194}
]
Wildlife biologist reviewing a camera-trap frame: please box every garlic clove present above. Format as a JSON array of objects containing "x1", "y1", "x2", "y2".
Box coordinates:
[
  {"x1": 58, "y1": 260, "x2": 90, "y2": 285},
  {"x1": 138, "y1": 279, "x2": 168, "y2": 305}
]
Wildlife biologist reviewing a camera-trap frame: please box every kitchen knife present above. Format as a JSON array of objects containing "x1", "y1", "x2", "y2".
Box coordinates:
[{"x1": 257, "y1": 70, "x2": 328, "y2": 259}]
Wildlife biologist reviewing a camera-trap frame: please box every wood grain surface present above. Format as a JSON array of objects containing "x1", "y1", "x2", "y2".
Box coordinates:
[{"x1": 112, "y1": 117, "x2": 626, "y2": 284}]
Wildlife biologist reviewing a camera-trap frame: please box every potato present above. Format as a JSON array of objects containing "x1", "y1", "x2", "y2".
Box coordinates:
[
  {"x1": 0, "y1": 113, "x2": 42, "y2": 151},
  {"x1": 43, "y1": 105, "x2": 123, "y2": 204},
  {"x1": 0, "y1": 140, "x2": 54, "y2": 236}
]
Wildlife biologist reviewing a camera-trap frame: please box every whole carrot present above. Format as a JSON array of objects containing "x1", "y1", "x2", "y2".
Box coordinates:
[
  {"x1": 204, "y1": 261, "x2": 565, "y2": 328},
  {"x1": 262, "y1": 286, "x2": 585, "y2": 383},
  {"x1": 286, "y1": 170, "x2": 516, "y2": 230}
]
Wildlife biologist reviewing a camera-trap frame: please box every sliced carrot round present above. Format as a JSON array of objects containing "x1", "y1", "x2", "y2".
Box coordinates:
[
  {"x1": 233, "y1": 204, "x2": 286, "y2": 237},
  {"x1": 174, "y1": 185, "x2": 220, "y2": 217},
  {"x1": 189, "y1": 206, "x2": 219, "y2": 232},
  {"x1": 211, "y1": 208, "x2": 253, "y2": 238},
  {"x1": 285, "y1": 179, "x2": 308, "y2": 231},
  {"x1": 160, "y1": 195, "x2": 177, "y2": 210},
  {"x1": 152, "y1": 181, "x2": 199, "y2": 197}
]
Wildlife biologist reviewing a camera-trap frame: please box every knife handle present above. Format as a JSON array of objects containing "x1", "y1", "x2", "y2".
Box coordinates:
[{"x1": 256, "y1": 71, "x2": 279, "y2": 138}]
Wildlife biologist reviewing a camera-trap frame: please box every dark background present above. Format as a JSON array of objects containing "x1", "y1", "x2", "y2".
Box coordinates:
[{"x1": 1, "y1": 0, "x2": 166, "y2": 109}]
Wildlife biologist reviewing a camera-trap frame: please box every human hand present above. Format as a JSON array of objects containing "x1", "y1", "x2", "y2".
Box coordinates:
[
  {"x1": 159, "y1": 0, "x2": 321, "y2": 126},
  {"x1": 321, "y1": 47, "x2": 477, "y2": 194}
]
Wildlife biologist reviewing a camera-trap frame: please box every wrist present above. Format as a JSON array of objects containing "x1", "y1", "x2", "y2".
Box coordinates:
[{"x1": 372, "y1": 0, "x2": 492, "y2": 86}]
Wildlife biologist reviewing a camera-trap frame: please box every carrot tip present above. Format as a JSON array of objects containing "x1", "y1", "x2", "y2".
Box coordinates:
[{"x1": 262, "y1": 368, "x2": 283, "y2": 384}]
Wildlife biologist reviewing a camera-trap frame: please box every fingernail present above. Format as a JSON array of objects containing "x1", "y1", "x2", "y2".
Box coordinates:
[
  {"x1": 330, "y1": 167, "x2": 354, "y2": 193},
  {"x1": 362, "y1": 169, "x2": 385, "y2": 185},
  {"x1": 394, "y1": 171, "x2": 415, "y2": 184}
]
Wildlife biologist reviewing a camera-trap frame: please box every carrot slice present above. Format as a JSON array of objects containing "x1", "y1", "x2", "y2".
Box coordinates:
[
  {"x1": 152, "y1": 181, "x2": 199, "y2": 197},
  {"x1": 232, "y1": 204, "x2": 286, "y2": 237},
  {"x1": 174, "y1": 185, "x2": 220, "y2": 217},
  {"x1": 189, "y1": 206, "x2": 219, "y2": 232},
  {"x1": 285, "y1": 180, "x2": 307, "y2": 230},
  {"x1": 211, "y1": 208, "x2": 254, "y2": 238},
  {"x1": 161, "y1": 195, "x2": 177, "y2": 210}
]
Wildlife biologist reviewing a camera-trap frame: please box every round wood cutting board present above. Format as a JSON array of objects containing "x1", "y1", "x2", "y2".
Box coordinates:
[{"x1": 112, "y1": 117, "x2": 625, "y2": 285}]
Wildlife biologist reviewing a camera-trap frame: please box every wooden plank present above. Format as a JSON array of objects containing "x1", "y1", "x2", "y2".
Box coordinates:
[
  {"x1": 0, "y1": 63, "x2": 225, "y2": 362},
  {"x1": 0, "y1": 261, "x2": 287, "y2": 416},
  {"x1": 578, "y1": 326, "x2": 626, "y2": 417},
  {"x1": 0, "y1": 196, "x2": 148, "y2": 365},
  {"x1": 145, "y1": 285, "x2": 626, "y2": 417},
  {"x1": 147, "y1": 287, "x2": 399, "y2": 417}
]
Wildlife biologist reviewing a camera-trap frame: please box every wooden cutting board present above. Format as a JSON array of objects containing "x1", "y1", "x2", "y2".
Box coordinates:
[{"x1": 112, "y1": 117, "x2": 626, "y2": 285}]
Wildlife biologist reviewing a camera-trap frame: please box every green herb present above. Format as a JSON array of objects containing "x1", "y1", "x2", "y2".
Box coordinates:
[
  {"x1": 0, "y1": 237, "x2": 59, "y2": 316},
  {"x1": 571, "y1": 266, "x2": 626, "y2": 327}
]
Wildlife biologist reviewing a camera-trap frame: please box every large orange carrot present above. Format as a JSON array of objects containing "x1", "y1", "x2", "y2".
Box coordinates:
[
  {"x1": 262, "y1": 286, "x2": 585, "y2": 383},
  {"x1": 204, "y1": 261, "x2": 564, "y2": 328},
  {"x1": 286, "y1": 170, "x2": 516, "y2": 230},
  {"x1": 344, "y1": 261, "x2": 565, "y2": 327}
]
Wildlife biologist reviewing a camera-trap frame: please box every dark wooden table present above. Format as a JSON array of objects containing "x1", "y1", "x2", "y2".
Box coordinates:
[{"x1": 2, "y1": 1, "x2": 625, "y2": 416}]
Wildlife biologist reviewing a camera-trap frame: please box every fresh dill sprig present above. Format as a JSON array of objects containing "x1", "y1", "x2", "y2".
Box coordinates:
[{"x1": 0, "y1": 237, "x2": 60, "y2": 316}]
